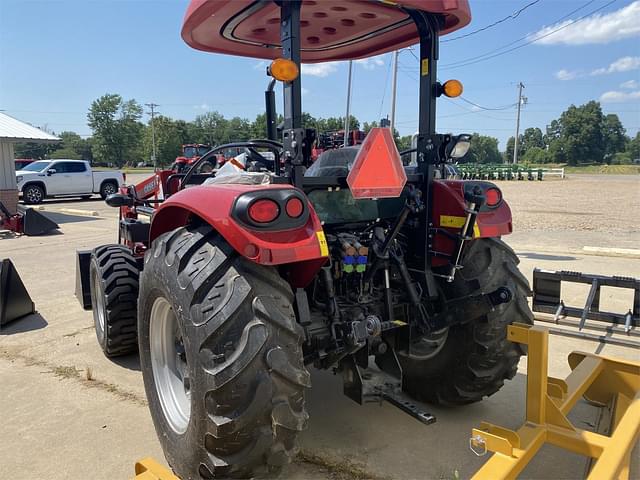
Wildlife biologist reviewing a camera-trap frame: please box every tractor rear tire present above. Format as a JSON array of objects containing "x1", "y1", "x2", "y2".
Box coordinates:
[
  {"x1": 138, "y1": 225, "x2": 309, "y2": 480},
  {"x1": 399, "y1": 238, "x2": 533, "y2": 405},
  {"x1": 89, "y1": 245, "x2": 139, "y2": 357}
]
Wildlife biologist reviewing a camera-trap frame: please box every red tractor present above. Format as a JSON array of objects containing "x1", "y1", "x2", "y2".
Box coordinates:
[
  {"x1": 171, "y1": 144, "x2": 214, "y2": 173},
  {"x1": 312, "y1": 129, "x2": 366, "y2": 160},
  {"x1": 78, "y1": 1, "x2": 532, "y2": 478}
]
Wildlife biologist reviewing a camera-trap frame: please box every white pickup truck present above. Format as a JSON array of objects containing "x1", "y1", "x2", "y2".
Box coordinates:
[{"x1": 16, "y1": 160, "x2": 125, "y2": 204}]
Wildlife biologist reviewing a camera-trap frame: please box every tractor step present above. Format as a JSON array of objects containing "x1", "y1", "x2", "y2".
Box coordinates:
[{"x1": 532, "y1": 269, "x2": 639, "y2": 334}]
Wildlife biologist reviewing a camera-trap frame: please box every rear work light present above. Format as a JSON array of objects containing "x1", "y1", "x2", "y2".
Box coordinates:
[
  {"x1": 285, "y1": 197, "x2": 304, "y2": 218},
  {"x1": 485, "y1": 187, "x2": 502, "y2": 207},
  {"x1": 248, "y1": 199, "x2": 280, "y2": 223}
]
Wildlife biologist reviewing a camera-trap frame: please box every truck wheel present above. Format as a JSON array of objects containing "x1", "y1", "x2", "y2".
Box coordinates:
[
  {"x1": 23, "y1": 184, "x2": 45, "y2": 204},
  {"x1": 89, "y1": 245, "x2": 139, "y2": 357},
  {"x1": 399, "y1": 238, "x2": 533, "y2": 405},
  {"x1": 100, "y1": 181, "x2": 118, "y2": 199},
  {"x1": 139, "y1": 225, "x2": 310, "y2": 479}
]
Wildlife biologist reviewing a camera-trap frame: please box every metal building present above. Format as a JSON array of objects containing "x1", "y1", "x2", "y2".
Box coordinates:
[{"x1": 0, "y1": 112, "x2": 60, "y2": 213}]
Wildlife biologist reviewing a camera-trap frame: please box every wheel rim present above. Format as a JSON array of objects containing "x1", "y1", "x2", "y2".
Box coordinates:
[
  {"x1": 91, "y1": 269, "x2": 106, "y2": 336},
  {"x1": 407, "y1": 328, "x2": 449, "y2": 360},
  {"x1": 103, "y1": 183, "x2": 116, "y2": 195},
  {"x1": 150, "y1": 296, "x2": 191, "y2": 434},
  {"x1": 26, "y1": 187, "x2": 42, "y2": 203}
]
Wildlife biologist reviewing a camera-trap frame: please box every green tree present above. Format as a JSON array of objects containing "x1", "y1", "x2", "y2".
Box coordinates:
[
  {"x1": 192, "y1": 111, "x2": 228, "y2": 145},
  {"x1": 602, "y1": 114, "x2": 626, "y2": 162},
  {"x1": 627, "y1": 132, "x2": 640, "y2": 161},
  {"x1": 87, "y1": 94, "x2": 144, "y2": 166},
  {"x1": 520, "y1": 127, "x2": 544, "y2": 154},
  {"x1": 396, "y1": 135, "x2": 413, "y2": 151},
  {"x1": 14, "y1": 142, "x2": 58, "y2": 159},
  {"x1": 143, "y1": 115, "x2": 183, "y2": 167},
  {"x1": 522, "y1": 146, "x2": 548, "y2": 164},
  {"x1": 56, "y1": 131, "x2": 93, "y2": 160},
  {"x1": 504, "y1": 136, "x2": 524, "y2": 163},
  {"x1": 463, "y1": 134, "x2": 502, "y2": 164},
  {"x1": 551, "y1": 101, "x2": 605, "y2": 165},
  {"x1": 363, "y1": 121, "x2": 379, "y2": 134}
]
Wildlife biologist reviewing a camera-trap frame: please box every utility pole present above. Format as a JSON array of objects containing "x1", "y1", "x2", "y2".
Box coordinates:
[
  {"x1": 512, "y1": 83, "x2": 525, "y2": 164},
  {"x1": 390, "y1": 49, "x2": 399, "y2": 134},
  {"x1": 145, "y1": 103, "x2": 159, "y2": 168},
  {"x1": 343, "y1": 60, "x2": 353, "y2": 147}
]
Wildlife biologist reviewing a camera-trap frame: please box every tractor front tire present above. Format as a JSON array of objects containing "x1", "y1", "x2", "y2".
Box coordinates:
[
  {"x1": 139, "y1": 225, "x2": 309, "y2": 479},
  {"x1": 89, "y1": 245, "x2": 139, "y2": 357},
  {"x1": 400, "y1": 238, "x2": 533, "y2": 405}
]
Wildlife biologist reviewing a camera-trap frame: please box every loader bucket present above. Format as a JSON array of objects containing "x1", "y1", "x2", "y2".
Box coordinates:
[
  {"x1": 19, "y1": 207, "x2": 59, "y2": 236},
  {"x1": 0, "y1": 258, "x2": 35, "y2": 326}
]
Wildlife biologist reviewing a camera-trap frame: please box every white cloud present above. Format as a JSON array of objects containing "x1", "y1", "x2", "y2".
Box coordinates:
[
  {"x1": 301, "y1": 87, "x2": 309, "y2": 97},
  {"x1": 555, "y1": 69, "x2": 579, "y2": 81},
  {"x1": 195, "y1": 103, "x2": 210, "y2": 110},
  {"x1": 621, "y1": 79, "x2": 640, "y2": 89},
  {"x1": 355, "y1": 55, "x2": 385, "y2": 70},
  {"x1": 599, "y1": 90, "x2": 640, "y2": 103},
  {"x1": 591, "y1": 56, "x2": 640, "y2": 75},
  {"x1": 301, "y1": 62, "x2": 339, "y2": 77},
  {"x1": 530, "y1": 1, "x2": 640, "y2": 45}
]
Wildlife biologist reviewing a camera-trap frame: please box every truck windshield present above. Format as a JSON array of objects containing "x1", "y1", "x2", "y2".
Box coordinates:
[
  {"x1": 197, "y1": 146, "x2": 209, "y2": 156},
  {"x1": 183, "y1": 146, "x2": 197, "y2": 158},
  {"x1": 19, "y1": 161, "x2": 51, "y2": 172}
]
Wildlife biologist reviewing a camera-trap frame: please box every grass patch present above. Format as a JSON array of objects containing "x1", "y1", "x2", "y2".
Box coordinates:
[
  {"x1": 0, "y1": 350, "x2": 146, "y2": 405},
  {"x1": 297, "y1": 450, "x2": 391, "y2": 480},
  {"x1": 563, "y1": 164, "x2": 640, "y2": 175}
]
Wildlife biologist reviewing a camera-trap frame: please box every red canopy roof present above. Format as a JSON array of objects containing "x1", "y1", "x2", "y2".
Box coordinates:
[{"x1": 182, "y1": 1, "x2": 471, "y2": 63}]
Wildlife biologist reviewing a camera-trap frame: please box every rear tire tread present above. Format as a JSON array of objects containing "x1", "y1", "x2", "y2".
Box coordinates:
[
  {"x1": 91, "y1": 244, "x2": 139, "y2": 357},
  {"x1": 139, "y1": 225, "x2": 309, "y2": 479}
]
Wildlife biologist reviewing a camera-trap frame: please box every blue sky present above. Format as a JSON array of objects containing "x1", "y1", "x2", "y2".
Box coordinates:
[{"x1": 1, "y1": 0, "x2": 639, "y2": 150}]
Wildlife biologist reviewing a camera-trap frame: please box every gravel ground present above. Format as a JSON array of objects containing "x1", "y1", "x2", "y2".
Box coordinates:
[{"x1": 499, "y1": 174, "x2": 640, "y2": 234}]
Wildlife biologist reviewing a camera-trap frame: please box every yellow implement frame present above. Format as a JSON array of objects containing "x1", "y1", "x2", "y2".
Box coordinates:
[
  {"x1": 470, "y1": 323, "x2": 640, "y2": 480},
  {"x1": 132, "y1": 458, "x2": 179, "y2": 480}
]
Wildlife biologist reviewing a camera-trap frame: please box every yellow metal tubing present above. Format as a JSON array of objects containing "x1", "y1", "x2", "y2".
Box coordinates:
[
  {"x1": 471, "y1": 323, "x2": 640, "y2": 480},
  {"x1": 586, "y1": 391, "x2": 640, "y2": 480}
]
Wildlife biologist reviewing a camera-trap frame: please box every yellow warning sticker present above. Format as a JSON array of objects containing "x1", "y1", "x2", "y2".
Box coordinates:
[
  {"x1": 440, "y1": 215, "x2": 481, "y2": 237},
  {"x1": 421, "y1": 59, "x2": 429, "y2": 76},
  {"x1": 316, "y1": 230, "x2": 329, "y2": 257}
]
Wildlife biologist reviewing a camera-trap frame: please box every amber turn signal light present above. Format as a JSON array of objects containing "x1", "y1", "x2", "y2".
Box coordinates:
[
  {"x1": 268, "y1": 58, "x2": 299, "y2": 82},
  {"x1": 442, "y1": 79, "x2": 463, "y2": 98}
]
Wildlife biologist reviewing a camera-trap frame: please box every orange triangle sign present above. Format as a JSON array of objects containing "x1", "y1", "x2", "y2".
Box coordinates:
[{"x1": 347, "y1": 127, "x2": 407, "y2": 199}]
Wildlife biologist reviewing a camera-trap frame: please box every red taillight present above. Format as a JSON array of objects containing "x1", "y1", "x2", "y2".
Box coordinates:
[
  {"x1": 248, "y1": 199, "x2": 280, "y2": 223},
  {"x1": 285, "y1": 197, "x2": 304, "y2": 218},
  {"x1": 485, "y1": 187, "x2": 502, "y2": 207}
]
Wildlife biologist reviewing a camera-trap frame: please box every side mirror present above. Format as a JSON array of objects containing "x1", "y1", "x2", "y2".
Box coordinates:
[
  {"x1": 105, "y1": 193, "x2": 134, "y2": 208},
  {"x1": 47, "y1": 169, "x2": 57, "y2": 176}
]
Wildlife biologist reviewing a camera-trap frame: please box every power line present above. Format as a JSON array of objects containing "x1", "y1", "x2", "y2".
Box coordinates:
[
  {"x1": 441, "y1": 0, "x2": 615, "y2": 70},
  {"x1": 378, "y1": 54, "x2": 393, "y2": 120},
  {"x1": 442, "y1": 0, "x2": 542, "y2": 43},
  {"x1": 459, "y1": 97, "x2": 516, "y2": 111},
  {"x1": 145, "y1": 103, "x2": 159, "y2": 168}
]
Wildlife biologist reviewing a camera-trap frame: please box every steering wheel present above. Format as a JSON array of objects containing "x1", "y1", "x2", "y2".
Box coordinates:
[{"x1": 244, "y1": 147, "x2": 274, "y2": 170}]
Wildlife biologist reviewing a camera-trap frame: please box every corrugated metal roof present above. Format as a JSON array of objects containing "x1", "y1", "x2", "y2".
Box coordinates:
[{"x1": 0, "y1": 112, "x2": 60, "y2": 143}]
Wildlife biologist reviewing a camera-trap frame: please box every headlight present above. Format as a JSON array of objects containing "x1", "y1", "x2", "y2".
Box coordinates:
[
  {"x1": 16, "y1": 175, "x2": 23, "y2": 183},
  {"x1": 447, "y1": 134, "x2": 472, "y2": 159}
]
